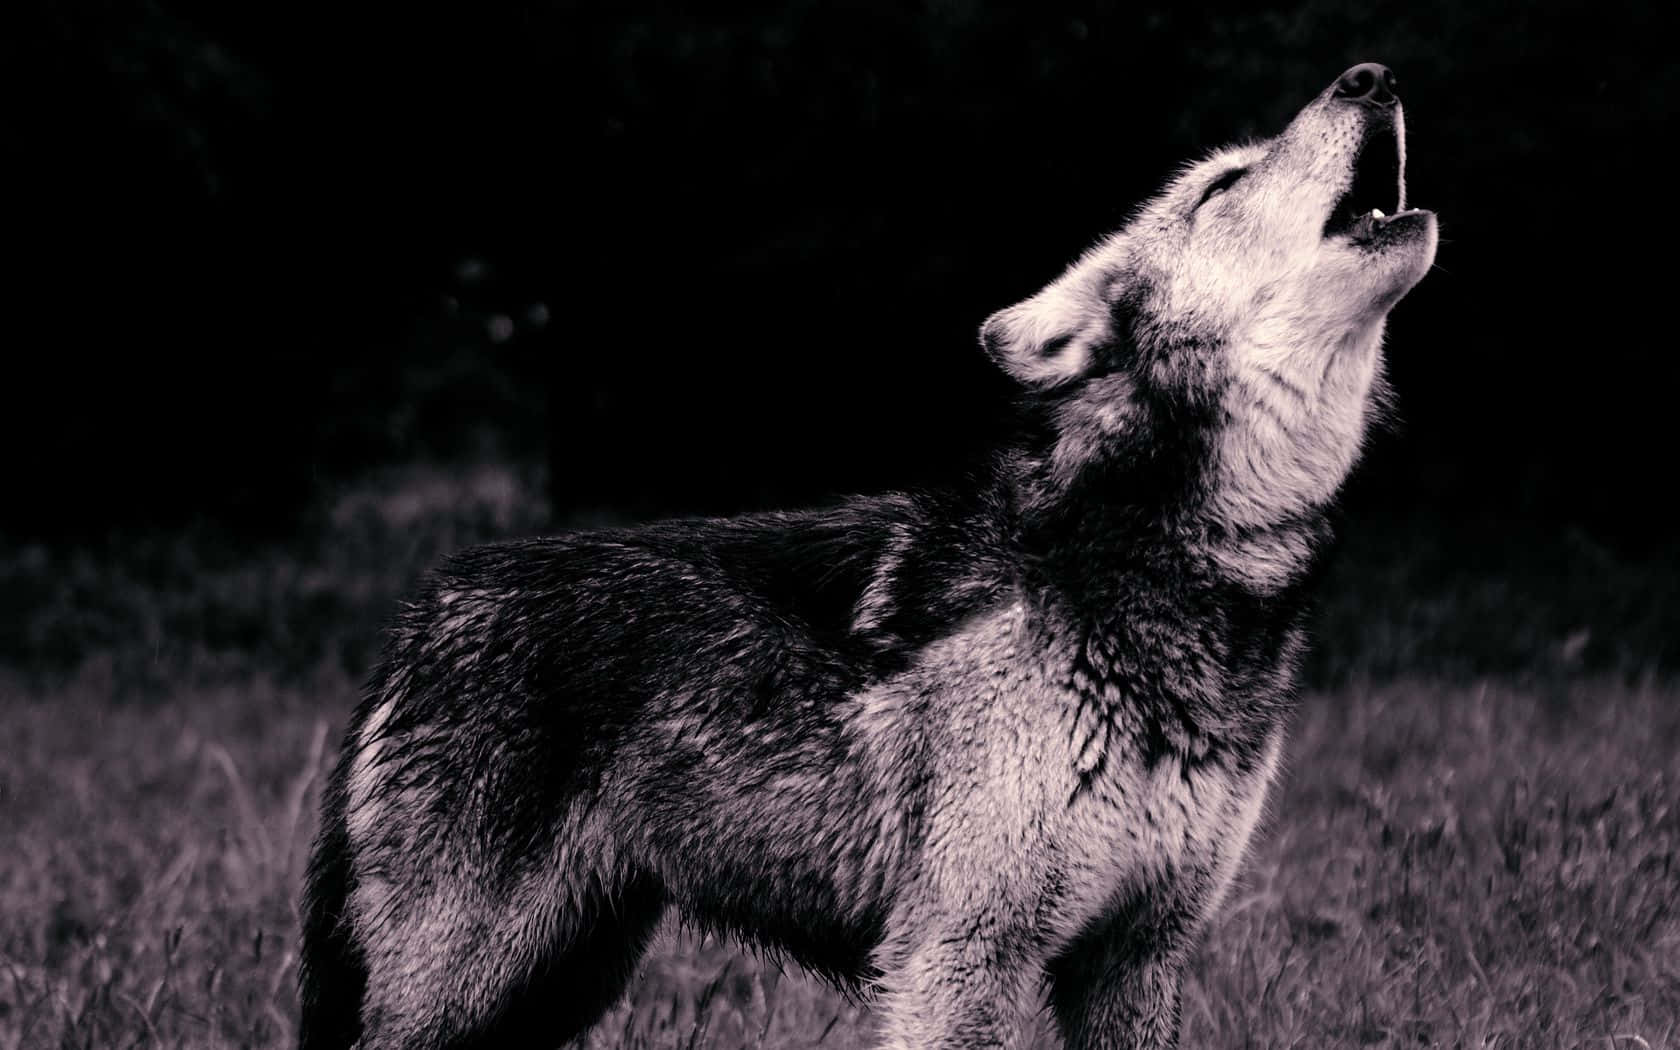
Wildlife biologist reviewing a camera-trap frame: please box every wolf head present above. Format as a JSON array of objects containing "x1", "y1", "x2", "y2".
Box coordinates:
[{"x1": 985, "y1": 64, "x2": 1437, "y2": 531}]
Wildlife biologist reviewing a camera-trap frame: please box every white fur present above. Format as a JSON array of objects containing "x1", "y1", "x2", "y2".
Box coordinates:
[{"x1": 345, "y1": 696, "x2": 396, "y2": 843}]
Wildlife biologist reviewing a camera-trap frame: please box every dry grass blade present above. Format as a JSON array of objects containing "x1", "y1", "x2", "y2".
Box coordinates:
[
  {"x1": 281, "y1": 719, "x2": 331, "y2": 886},
  {"x1": 205, "y1": 740, "x2": 271, "y2": 872},
  {"x1": 113, "y1": 989, "x2": 163, "y2": 1048}
]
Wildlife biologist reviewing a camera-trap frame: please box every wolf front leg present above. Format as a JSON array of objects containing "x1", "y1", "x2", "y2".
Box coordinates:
[
  {"x1": 1046, "y1": 943, "x2": 1185, "y2": 1050},
  {"x1": 871, "y1": 921, "x2": 1045, "y2": 1050},
  {"x1": 1045, "y1": 865, "x2": 1228, "y2": 1050}
]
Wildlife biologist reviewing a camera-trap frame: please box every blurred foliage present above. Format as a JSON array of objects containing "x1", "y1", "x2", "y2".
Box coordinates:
[
  {"x1": 1308, "y1": 513, "x2": 1680, "y2": 685},
  {"x1": 0, "y1": 464, "x2": 551, "y2": 695},
  {"x1": 0, "y1": 465, "x2": 1674, "y2": 695}
]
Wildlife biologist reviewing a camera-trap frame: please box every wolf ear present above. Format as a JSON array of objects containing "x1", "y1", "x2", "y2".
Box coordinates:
[{"x1": 979, "y1": 272, "x2": 1114, "y2": 388}]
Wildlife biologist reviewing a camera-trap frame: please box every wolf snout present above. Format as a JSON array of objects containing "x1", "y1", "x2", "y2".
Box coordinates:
[{"x1": 1334, "y1": 63, "x2": 1399, "y2": 107}]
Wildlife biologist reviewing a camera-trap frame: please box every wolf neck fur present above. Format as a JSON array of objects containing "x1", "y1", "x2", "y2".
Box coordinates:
[
  {"x1": 1004, "y1": 400, "x2": 1332, "y2": 595},
  {"x1": 1000, "y1": 424, "x2": 1324, "y2": 750}
]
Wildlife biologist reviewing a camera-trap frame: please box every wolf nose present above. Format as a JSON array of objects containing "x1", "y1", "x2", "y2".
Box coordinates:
[{"x1": 1334, "y1": 63, "x2": 1399, "y2": 107}]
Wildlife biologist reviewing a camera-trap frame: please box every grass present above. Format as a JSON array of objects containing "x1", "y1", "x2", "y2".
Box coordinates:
[{"x1": 2, "y1": 462, "x2": 1676, "y2": 1049}]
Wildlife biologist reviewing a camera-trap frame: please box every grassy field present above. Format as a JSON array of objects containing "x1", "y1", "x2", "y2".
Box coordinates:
[{"x1": 3, "y1": 464, "x2": 1676, "y2": 1049}]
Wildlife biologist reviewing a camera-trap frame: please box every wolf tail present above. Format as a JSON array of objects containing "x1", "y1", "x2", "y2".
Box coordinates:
[{"x1": 298, "y1": 763, "x2": 366, "y2": 1050}]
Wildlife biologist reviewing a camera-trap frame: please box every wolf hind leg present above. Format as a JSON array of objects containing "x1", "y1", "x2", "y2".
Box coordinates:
[
  {"x1": 298, "y1": 788, "x2": 367, "y2": 1050},
  {"x1": 351, "y1": 866, "x2": 666, "y2": 1050},
  {"x1": 462, "y1": 873, "x2": 666, "y2": 1048}
]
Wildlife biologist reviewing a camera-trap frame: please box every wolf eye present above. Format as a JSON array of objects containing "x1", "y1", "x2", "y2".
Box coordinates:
[{"x1": 1196, "y1": 167, "x2": 1248, "y2": 208}]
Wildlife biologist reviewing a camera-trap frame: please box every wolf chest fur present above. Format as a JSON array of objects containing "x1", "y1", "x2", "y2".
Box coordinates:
[{"x1": 302, "y1": 62, "x2": 1435, "y2": 1050}]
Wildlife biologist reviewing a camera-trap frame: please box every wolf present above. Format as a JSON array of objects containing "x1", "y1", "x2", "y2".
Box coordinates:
[{"x1": 300, "y1": 62, "x2": 1435, "y2": 1050}]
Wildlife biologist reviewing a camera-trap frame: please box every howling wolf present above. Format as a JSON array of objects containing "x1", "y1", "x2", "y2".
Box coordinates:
[{"x1": 301, "y1": 63, "x2": 1435, "y2": 1050}]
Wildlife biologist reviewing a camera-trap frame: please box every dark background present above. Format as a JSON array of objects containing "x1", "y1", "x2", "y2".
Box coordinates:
[{"x1": 5, "y1": 0, "x2": 1675, "y2": 544}]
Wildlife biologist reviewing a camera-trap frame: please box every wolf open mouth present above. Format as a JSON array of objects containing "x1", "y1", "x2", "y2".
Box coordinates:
[{"x1": 1323, "y1": 120, "x2": 1408, "y2": 241}]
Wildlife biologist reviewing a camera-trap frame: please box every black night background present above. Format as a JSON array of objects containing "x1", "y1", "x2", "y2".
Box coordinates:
[{"x1": 4, "y1": 3, "x2": 1677, "y2": 1047}]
